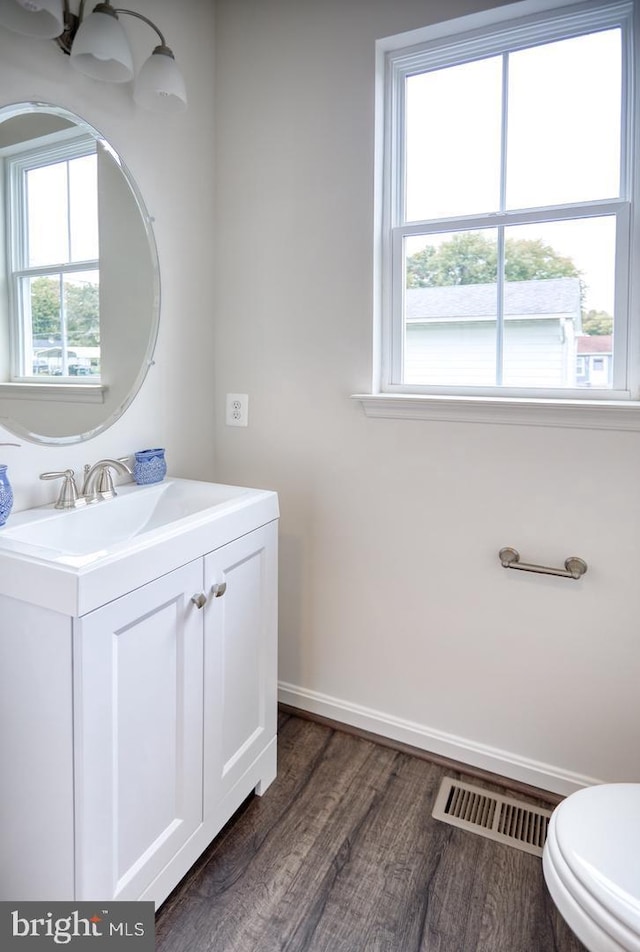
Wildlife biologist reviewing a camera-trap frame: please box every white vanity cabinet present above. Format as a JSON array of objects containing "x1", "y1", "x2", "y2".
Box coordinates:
[{"x1": 0, "y1": 507, "x2": 278, "y2": 907}]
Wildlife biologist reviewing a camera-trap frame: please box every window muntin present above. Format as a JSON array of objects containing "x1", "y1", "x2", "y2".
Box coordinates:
[
  {"x1": 6, "y1": 136, "x2": 100, "y2": 381},
  {"x1": 383, "y1": 3, "x2": 633, "y2": 401}
]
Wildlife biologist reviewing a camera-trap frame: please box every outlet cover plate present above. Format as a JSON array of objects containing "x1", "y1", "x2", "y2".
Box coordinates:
[{"x1": 226, "y1": 393, "x2": 248, "y2": 427}]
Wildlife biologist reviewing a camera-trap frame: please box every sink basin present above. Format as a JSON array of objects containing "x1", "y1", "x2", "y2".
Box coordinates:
[
  {"x1": 0, "y1": 479, "x2": 254, "y2": 561},
  {"x1": 0, "y1": 477, "x2": 279, "y2": 616}
]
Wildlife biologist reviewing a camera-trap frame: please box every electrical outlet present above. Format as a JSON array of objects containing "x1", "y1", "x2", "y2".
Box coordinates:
[{"x1": 225, "y1": 393, "x2": 249, "y2": 427}]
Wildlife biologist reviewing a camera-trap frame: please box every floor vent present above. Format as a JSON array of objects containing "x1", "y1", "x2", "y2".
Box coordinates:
[{"x1": 432, "y1": 778, "x2": 552, "y2": 857}]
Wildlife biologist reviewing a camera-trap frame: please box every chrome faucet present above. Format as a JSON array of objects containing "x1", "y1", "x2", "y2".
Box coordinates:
[
  {"x1": 82, "y1": 458, "x2": 133, "y2": 503},
  {"x1": 40, "y1": 469, "x2": 86, "y2": 509}
]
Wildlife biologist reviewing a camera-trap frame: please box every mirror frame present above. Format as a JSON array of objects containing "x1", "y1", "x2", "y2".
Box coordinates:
[{"x1": 0, "y1": 101, "x2": 161, "y2": 445}]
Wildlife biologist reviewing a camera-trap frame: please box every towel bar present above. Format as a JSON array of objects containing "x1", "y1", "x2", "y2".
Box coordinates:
[{"x1": 498, "y1": 547, "x2": 587, "y2": 580}]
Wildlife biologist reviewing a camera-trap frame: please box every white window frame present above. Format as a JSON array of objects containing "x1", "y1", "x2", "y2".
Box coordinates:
[
  {"x1": 355, "y1": 0, "x2": 640, "y2": 430},
  {"x1": 3, "y1": 130, "x2": 100, "y2": 384}
]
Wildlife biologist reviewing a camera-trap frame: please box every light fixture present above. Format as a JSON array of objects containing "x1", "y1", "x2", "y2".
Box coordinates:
[
  {"x1": 69, "y1": 2, "x2": 133, "y2": 82},
  {"x1": 133, "y1": 42, "x2": 186, "y2": 113},
  {"x1": 0, "y1": 0, "x2": 187, "y2": 112},
  {"x1": 0, "y1": 0, "x2": 64, "y2": 38}
]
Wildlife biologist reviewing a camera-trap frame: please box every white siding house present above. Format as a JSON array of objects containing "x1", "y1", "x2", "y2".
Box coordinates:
[
  {"x1": 405, "y1": 277, "x2": 582, "y2": 387},
  {"x1": 576, "y1": 334, "x2": 612, "y2": 388}
]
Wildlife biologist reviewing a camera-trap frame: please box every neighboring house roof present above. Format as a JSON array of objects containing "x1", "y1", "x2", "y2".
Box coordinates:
[
  {"x1": 406, "y1": 277, "x2": 582, "y2": 323},
  {"x1": 33, "y1": 338, "x2": 63, "y2": 348},
  {"x1": 35, "y1": 347, "x2": 78, "y2": 357},
  {"x1": 577, "y1": 335, "x2": 612, "y2": 355}
]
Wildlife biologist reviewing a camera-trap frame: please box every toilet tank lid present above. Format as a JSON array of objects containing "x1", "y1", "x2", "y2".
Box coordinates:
[{"x1": 554, "y1": 783, "x2": 640, "y2": 936}]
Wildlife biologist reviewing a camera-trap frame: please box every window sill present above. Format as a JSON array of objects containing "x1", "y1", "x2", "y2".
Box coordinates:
[
  {"x1": 0, "y1": 382, "x2": 105, "y2": 404},
  {"x1": 351, "y1": 393, "x2": 640, "y2": 431}
]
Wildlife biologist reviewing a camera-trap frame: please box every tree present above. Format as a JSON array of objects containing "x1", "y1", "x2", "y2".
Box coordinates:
[
  {"x1": 504, "y1": 238, "x2": 580, "y2": 283},
  {"x1": 582, "y1": 309, "x2": 613, "y2": 336},
  {"x1": 30, "y1": 276, "x2": 61, "y2": 339},
  {"x1": 66, "y1": 281, "x2": 100, "y2": 347},
  {"x1": 407, "y1": 233, "x2": 496, "y2": 287},
  {"x1": 406, "y1": 233, "x2": 582, "y2": 288}
]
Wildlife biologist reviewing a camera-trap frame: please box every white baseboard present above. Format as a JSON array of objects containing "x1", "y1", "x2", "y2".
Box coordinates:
[{"x1": 278, "y1": 682, "x2": 600, "y2": 797}]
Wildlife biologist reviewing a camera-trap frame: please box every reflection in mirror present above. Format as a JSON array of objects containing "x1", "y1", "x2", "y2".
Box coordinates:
[
  {"x1": 8, "y1": 125, "x2": 100, "y2": 379},
  {"x1": 0, "y1": 102, "x2": 160, "y2": 444}
]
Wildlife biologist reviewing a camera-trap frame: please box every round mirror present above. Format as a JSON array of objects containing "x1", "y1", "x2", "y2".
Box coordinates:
[{"x1": 0, "y1": 102, "x2": 159, "y2": 444}]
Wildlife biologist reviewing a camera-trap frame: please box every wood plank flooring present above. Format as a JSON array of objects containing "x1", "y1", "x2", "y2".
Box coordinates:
[{"x1": 156, "y1": 712, "x2": 587, "y2": 952}]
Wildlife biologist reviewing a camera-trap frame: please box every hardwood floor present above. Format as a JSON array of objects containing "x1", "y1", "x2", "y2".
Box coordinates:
[{"x1": 156, "y1": 712, "x2": 587, "y2": 952}]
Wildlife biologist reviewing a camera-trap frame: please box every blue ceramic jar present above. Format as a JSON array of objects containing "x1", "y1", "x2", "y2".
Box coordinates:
[
  {"x1": 133, "y1": 448, "x2": 167, "y2": 485},
  {"x1": 0, "y1": 464, "x2": 13, "y2": 527}
]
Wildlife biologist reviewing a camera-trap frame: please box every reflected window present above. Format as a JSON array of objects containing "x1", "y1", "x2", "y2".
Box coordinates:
[{"x1": 4, "y1": 134, "x2": 100, "y2": 381}]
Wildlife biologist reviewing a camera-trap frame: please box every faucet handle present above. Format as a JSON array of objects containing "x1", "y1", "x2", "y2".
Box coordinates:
[
  {"x1": 96, "y1": 467, "x2": 116, "y2": 497},
  {"x1": 40, "y1": 469, "x2": 74, "y2": 484},
  {"x1": 40, "y1": 469, "x2": 86, "y2": 510}
]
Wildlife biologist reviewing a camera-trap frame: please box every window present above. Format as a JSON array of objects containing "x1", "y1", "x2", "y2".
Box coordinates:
[
  {"x1": 377, "y1": 0, "x2": 636, "y2": 408},
  {"x1": 4, "y1": 133, "x2": 100, "y2": 382}
]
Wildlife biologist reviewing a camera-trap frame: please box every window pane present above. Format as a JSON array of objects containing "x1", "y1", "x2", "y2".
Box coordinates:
[
  {"x1": 69, "y1": 154, "x2": 99, "y2": 262},
  {"x1": 22, "y1": 271, "x2": 100, "y2": 377},
  {"x1": 23, "y1": 274, "x2": 61, "y2": 376},
  {"x1": 64, "y1": 270, "x2": 100, "y2": 376},
  {"x1": 506, "y1": 30, "x2": 621, "y2": 209},
  {"x1": 26, "y1": 163, "x2": 69, "y2": 267},
  {"x1": 405, "y1": 57, "x2": 502, "y2": 222},
  {"x1": 502, "y1": 217, "x2": 616, "y2": 389},
  {"x1": 404, "y1": 231, "x2": 498, "y2": 384},
  {"x1": 402, "y1": 219, "x2": 616, "y2": 389}
]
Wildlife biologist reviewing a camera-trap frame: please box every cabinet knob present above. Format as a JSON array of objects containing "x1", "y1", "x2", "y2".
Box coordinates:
[
  {"x1": 211, "y1": 582, "x2": 227, "y2": 598},
  {"x1": 191, "y1": 592, "x2": 207, "y2": 609}
]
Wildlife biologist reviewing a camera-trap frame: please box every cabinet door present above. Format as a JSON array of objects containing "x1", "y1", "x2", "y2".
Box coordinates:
[
  {"x1": 204, "y1": 521, "x2": 278, "y2": 806},
  {"x1": 74, "y1": 561, "x2": 204, "y2": 901}
]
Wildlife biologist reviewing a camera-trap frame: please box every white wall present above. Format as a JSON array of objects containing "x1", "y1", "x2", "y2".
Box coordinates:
[
  {"x1": 213, "y1": 0, "x2": 640, "y2": 794},
  {"x1": 0, "y1": 0, "x2": 216, "y2": 506}
]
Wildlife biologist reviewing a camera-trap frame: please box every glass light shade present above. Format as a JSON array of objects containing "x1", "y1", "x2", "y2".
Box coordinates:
[
  {"x1": 70, "y1": 7, "x2": 134, "y2": 83},
  {"x1": 134, "y1": 49, "x2": 187, "y2": 113},
  {"x1": 0, "y1": 0, "x2": 64, "y2": 38}
]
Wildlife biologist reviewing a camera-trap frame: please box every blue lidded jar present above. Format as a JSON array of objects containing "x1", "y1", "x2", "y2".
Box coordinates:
[
  {"x1": 0, "y1": 443, "x2": 19, "y2": 527},
  {"x1": 133, "y1": 448, "x2": 167, "y2": 486},
  {"x1": 0, "y1": 464, "x2": 13, "y2": 527}
]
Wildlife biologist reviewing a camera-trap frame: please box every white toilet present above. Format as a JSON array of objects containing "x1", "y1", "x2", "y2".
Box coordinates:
[{"x1": 543, "y1": 783, "x2": 640, "y2": 951}]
